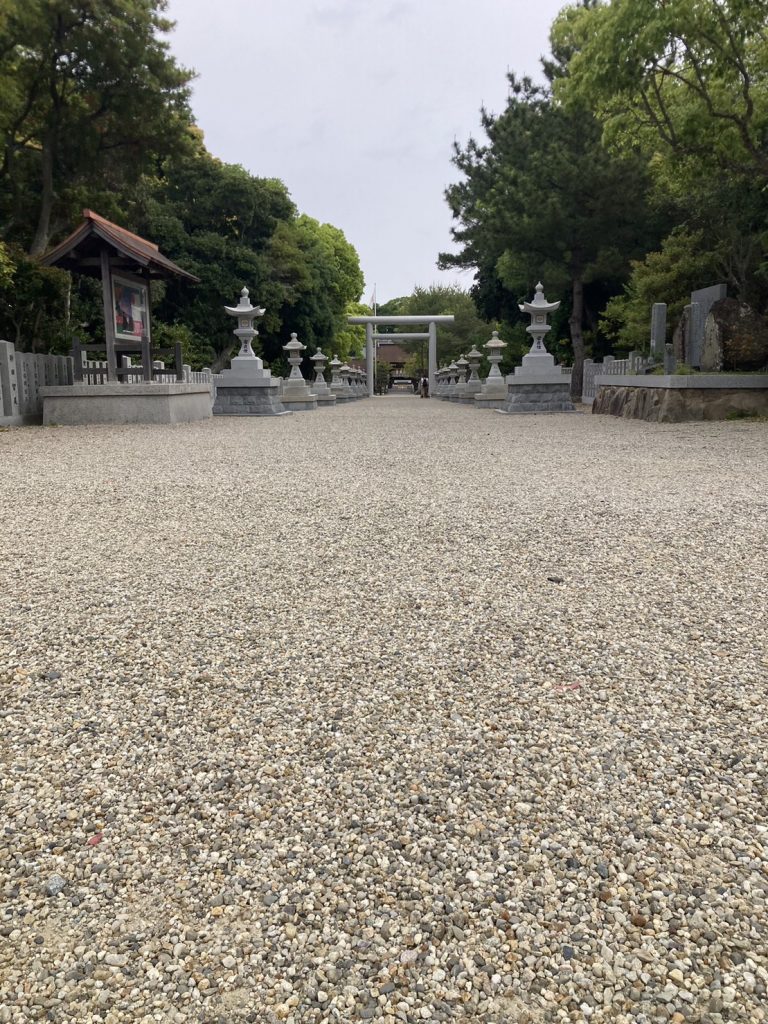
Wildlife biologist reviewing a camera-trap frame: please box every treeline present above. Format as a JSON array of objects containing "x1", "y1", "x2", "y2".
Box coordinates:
[
  {"x1": 441, "y1": 0, "x2": 768, "y2": 393},
  {"x1": 0, "y1": 0, "x2": 364, "y2": 369}
]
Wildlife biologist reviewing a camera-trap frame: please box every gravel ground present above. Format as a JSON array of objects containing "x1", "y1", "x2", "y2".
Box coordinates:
[{"x1": 1, "y1": 397, "x2": 767, "y2": 1024}]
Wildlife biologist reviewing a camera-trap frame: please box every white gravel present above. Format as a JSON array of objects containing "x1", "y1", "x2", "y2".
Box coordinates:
[{"x1": 1, "y1": 397, "x2": 767, "y2": 1024}]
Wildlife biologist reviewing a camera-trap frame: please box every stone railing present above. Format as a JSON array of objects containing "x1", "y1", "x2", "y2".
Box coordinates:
[
  {"x1": 1, "y1": 340, "x2": 74, "y2": 425},
  {"x1": 582, "y1": 353, "x2": 652, "y2": 403}
]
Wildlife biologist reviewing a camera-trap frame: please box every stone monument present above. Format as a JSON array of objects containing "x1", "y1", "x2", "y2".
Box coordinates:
[
  {"x1": 500, "y1": 283, "x2": 574, "y2": 414},
  {"x1": 213, "y1": 287, "x2": 289, "y2": 417},
  {"x1": 450, "y1": 355, "x2": 469, "y2": 402},
  {"x1": 280, "y1": 333, "x2": 317, "y2": 412}
]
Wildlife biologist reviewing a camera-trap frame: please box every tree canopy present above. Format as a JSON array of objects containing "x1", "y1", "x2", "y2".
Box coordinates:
[{"x1": 0, "y1": 1, "x2": 365, "y2": 367}]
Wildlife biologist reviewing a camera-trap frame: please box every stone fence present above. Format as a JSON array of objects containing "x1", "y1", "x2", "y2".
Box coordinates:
[
  {"x1": 1, "y1": 340, "x2": 74, "y2": 425},
  {"x1": 582, "y1": 353, "x2": 652, "y2": 404}
]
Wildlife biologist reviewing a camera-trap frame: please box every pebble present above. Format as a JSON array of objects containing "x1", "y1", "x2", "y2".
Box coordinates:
[{"x1": 0, "y1": 400, "x2": 766, "y2": 1022}]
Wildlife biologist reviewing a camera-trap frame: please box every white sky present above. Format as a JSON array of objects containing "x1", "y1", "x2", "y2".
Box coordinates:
[{"x1": 165, "y1": 0, "x2": 567, "y2": 304}]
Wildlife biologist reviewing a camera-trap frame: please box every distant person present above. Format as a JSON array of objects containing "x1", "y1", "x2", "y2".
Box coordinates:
[{"x1": 419, "y1": 375, "x2": 429, "y2": 398}]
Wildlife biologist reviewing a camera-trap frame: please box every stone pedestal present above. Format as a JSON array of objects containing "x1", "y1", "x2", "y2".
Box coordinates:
[
  {"x1": 41, "y1": 383, "x2": 212, "y2": 425},
  {"x1": 213, "y1": 354, "x2": 288, "y2": 416},
  {"x1": 499, "y1": 380, "x2": 575, "y2": 414}
]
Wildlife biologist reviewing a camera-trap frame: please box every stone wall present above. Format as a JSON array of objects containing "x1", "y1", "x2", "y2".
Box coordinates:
[{"x1": 593, "y1": 384, "x2": 768, "y2": 422}]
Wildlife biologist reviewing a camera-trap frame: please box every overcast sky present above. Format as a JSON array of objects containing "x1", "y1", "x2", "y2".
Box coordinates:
[{"x1": 165, "y1": 0, "x2": 567, "y2": 305}]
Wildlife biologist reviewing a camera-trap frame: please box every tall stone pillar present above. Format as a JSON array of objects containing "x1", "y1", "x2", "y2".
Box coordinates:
[
  {"x1": 428, "y1": 321, "x2": 437, "y2": 397},
  {"x1": 650, "y1": 303, "x2": 667, "y2": 358},
  {"x1": 366, "y1": 323, "x2": 374, "y2": 397}
]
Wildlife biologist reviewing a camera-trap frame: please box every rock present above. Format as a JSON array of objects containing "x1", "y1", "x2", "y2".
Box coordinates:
[
  {"x1": 592, "y1": 384, "x2": 768, "y2": 422},
  {"x1": 45, "y1": 874, "x2": 67, "y2": 896},
  {"x1": 702, "y1": 298, "x2": 768, "y2": 372}
]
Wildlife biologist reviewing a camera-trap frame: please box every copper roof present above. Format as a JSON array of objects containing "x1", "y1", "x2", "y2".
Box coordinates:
[{"x1": 41, "y1": 209, "x2": 199, "y2": 282}]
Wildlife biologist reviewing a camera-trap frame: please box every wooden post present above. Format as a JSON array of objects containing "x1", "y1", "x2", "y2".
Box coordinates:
[
  {"x1": 175, "y1": 341, "x2": 184, "y2": 381},
  {"x1": 141, "y1": 335, "x2": 152, "y2": 382},
  {"x1": 71, "y1": 337, "x2": 84, "y2": 382},
  {"x1": 100, "y1": 248, "x2": 118, "y2": 383}
]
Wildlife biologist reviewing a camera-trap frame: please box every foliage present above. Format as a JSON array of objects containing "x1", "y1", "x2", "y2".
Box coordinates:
[
  {"x1": 601, "y1": 229, "x2": 722, "y2": 349},
  {"x1": 152, "y1": 320, "x2": 214, "y2": 370},
  {"x1": 0, "y1": 0, "x2": 195, "y2": 256},
  {"x1": 382, "y1": 284, "x2": 498, "y2": 369},
  {"x1": 0, "y1": 246, "x2": 72, "y2": 350},
  {"x1": 553, "y1": 0, "x2": 768, "y2": 313},
  {"x1": 440, "y1": 71, "x2": 657, "y2": 395},
  {"x1": 0, "y1": 241, "x2": 14, "y2": 288}
]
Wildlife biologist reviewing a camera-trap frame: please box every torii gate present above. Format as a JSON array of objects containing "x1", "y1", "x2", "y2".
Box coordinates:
[{"x1": 346, "y1": 315, "x2": 455, "y2": 397}]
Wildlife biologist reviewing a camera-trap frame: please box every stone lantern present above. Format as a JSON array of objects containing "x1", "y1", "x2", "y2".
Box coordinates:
[
  {"x1": 518, "y1": 282, "x2": 560, "y2": 372},
  {"x1": 339, "y1": 362, "x2": 355, "y2": 398},
  {"x1": 226, "y1": 286, "x2": 265, "y2": 362},
  {"x1": 311, "y1": 348, "x2": 336, "y2": 406},
  {"x1": 462, "y1": 346, "x2": 483, "y2": 403},
  {"x1": 500, "y1": 282, "x2": 574, "y2": 414},
  {"x1": 213, "y1": 286, "x2": 288, "y2": 417},
  {"x1": 451, "y1": 354, "x2": 469, "y2": 402},
  {"x1": 280, "y1": 332, "x2": 317, "y2": 411},
  {"x1": 475, "y1": 330, "x2": 508, "y2": 408},
  {"x1": 330, "y1": 355, "x2": 352, "y2": 402}
]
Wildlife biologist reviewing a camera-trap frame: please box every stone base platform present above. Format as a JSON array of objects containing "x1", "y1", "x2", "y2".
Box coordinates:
[
  {"x1": 213, "y1": 385, "x2": 289, "y2": 417},
  {"x1": 499, "y1": 381, "x2": 575, "y2": 414},
  {"x1": 40, "y1": 383, "x2": 212, "y2": 426},
  {"x1": 593, "y1": 374, "x2": 768, "y2": 422},
  {"x1": 281, "y1": 394, "x2": 318, "y2": 412}
]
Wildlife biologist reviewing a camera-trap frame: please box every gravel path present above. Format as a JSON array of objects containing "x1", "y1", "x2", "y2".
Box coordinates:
[{"x1": 1, "y1": 398, "x2": 767, "y2": 1024}]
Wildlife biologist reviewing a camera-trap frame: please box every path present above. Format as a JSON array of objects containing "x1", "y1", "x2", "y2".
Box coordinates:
[{"x1": 1, "y1": 398, "x2": 766, "y2": 1023}]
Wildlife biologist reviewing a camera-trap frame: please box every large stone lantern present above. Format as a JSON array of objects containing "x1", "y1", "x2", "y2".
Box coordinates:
[
  {"x1": 213, "y1": 286, "x2": 288, "y2": 416},
  {"x1": 518, "y1": 281, "x2": 560, "y2": 372},
  {"x1": 225, "y1": 286, "x2": 265, "y2": 361},
  {"x1": 500, "y1": 282, "x2": 574, "y2": 414}
]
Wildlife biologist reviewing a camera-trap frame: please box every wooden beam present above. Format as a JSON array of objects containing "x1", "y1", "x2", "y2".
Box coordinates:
[{"x1": 100, "y1": 248, "x2": 118, "y2": 383}]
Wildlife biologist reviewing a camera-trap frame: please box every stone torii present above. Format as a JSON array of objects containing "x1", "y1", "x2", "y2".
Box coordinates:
[{"x1": 346, "y1": 315, "x2": 455, "y2": 397}]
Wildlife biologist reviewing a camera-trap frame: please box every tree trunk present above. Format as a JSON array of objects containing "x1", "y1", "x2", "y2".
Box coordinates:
[
  {"x1": 29, "y1": 130, "x2": 55, "y2": 258},
  {"x1": 569, "y1": 273, "x2": 585, "y2": 401}
]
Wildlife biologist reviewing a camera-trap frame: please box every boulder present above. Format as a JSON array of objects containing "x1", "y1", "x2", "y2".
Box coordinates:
[{"x1": 701, "y1": 298, "x2": 768, "y2": 372}]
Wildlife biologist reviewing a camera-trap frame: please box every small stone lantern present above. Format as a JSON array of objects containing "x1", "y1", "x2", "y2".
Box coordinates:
[
  {"x1": 283, "y1": 332, "x2": 306, "y2": 380},
  {"x1": 330, "y1": 355, "x2": 352, "y2": 401},
  {"x1": 484, "y1": 331, "x2": 506, "y2": 381},
  {"x1": 310, "y1": 347, "x2": 336, "y2": 406},
  {"x1": 280, "y1": 331, "x2": 317, "y2": 411}
]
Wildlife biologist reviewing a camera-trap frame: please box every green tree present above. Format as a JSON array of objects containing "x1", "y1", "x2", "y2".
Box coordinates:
[
  {"x1": 440, "y1": 74, "x2": 656, "y2": 396},
  {"x1": 554, "y1": 0, "x2": 768, "y2": 308},
  {"x1": 381, "y1": 285, "x2": 497, "y2": 370},
  {"x1": 0, "y1": 0, "x2": 194, "y2": 256}
]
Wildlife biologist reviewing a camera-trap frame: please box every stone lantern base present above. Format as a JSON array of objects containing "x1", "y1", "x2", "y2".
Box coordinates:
[
  {"x1": 280, "y1": 378, "x2": 318, "y2": 412},
  {"x1": 213, "y1": 381, "x2": 290, "y2": 416},
  {"x1": 498, "y1": 379, "x2": 575, "y2": 414}
]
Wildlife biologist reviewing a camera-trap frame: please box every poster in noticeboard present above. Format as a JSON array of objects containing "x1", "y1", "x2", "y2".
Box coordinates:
[{"x1": 112, "y1": 275, "x2": 150, "y2": 342}]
